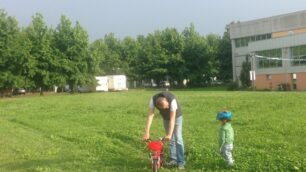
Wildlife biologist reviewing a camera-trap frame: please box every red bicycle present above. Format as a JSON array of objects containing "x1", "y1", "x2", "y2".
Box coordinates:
[{"x1": 146, "y1": 138, "x2": 165, "y2": 172}]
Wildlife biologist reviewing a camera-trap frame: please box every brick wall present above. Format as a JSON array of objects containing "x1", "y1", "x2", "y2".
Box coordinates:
[
  {"x1": 255, "y1": 72, "x2": 306, "y2": 91},
  {"x1": 256, "y1": 74, "x2": 289, "y2": 90},
  {"x1": 296, "y1": 73, "x2": 306, "y2": 91}
]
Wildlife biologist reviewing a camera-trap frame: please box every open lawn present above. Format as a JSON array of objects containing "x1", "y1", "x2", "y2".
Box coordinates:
[{"x1": 0, "y1": 90, "x2": 305, "y2": 171}]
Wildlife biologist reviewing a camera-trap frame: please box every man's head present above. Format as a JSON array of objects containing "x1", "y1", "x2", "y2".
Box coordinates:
[{"x1": 156, "y1": 97, "x2": 169, "y2": 109}]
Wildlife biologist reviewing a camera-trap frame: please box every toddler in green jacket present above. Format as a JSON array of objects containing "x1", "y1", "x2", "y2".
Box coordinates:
[{"x1": 216, "y1": 110, "x2": 234, "y2": 167}]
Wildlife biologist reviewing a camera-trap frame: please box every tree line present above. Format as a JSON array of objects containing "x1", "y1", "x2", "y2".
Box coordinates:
[{"x1": 0, "y1": 9, "x2": 232, "y2": 95}]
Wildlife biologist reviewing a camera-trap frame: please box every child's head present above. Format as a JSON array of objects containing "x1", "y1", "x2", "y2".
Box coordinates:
[{"x1": 216, "y1": 110, "x2": 232, "y2": 123}]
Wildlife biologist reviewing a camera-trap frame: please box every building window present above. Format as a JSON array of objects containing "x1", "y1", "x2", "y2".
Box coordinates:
[
  {"x1": 235, "y1": 39, "x2": 241, "y2": 48},
  {"x1": 291, "y1": 45, "x2": 306, "y2": 66},
  {"x1": 250, "y1": 36, "x2": 255, "y2": 42},
  {"x1": 266, "y1": 74, "x2": 272, "y2": 80},
  {"x1": 234, "y1": 33, "x2": 272, "y2": 48},
  {"x1": 256, "y1": 49, "x2": 282, "y2": 68},
  {"x1": 260, "y1": 34, "x2": 267, "y2": 40},
  {"x1": 266, "y1": 34, "x2": 272, "y2": 39}
]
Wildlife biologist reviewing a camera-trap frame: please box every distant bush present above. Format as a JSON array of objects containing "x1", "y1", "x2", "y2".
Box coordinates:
[
  {"x1": 277, "y1": 83, "x2": 291, "y2": 91},
  {"x1": 226, "y1": 81, "x2": 239, "y2": 91}
]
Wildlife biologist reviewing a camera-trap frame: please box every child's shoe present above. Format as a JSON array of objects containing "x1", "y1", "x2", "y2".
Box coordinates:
[
  {"x1": 227, "y1": 161, "x2": 234, "y2": 167},
  {"x1": 178, "y1": 165, "x2": 185, "y2": 170}
]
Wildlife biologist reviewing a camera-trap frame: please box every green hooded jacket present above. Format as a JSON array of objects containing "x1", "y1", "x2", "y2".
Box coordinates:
[{"x1": 219, "y1": 122, "x2": 234, "y2": 147}]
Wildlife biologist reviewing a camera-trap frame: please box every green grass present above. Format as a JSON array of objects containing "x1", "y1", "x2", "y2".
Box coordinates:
[{"x1": 0, "y1": 90, "x2": 305, "y2": 171}]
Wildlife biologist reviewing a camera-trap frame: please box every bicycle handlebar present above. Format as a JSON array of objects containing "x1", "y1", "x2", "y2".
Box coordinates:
[{"x1": 144, "y1": 137, "x2": 166, "y2": 142}]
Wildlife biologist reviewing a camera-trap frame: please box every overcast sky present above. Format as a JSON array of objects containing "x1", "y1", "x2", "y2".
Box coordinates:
[{"x1": 0, "y1": 0, "x2": 305, "y2": 42}]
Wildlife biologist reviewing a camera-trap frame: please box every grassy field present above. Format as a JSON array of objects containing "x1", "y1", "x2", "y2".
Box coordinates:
[{"x1": 0, "y1": 90, "x2": 305, "y2": 171}]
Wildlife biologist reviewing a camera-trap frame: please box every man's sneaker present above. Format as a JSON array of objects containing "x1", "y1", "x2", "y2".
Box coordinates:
[
  {"x1": 165, "y1": 160, "x2": 177, "y2": 167},
  {"x1": 178, "y1": 165, "x2": 185, "y2": 170}
]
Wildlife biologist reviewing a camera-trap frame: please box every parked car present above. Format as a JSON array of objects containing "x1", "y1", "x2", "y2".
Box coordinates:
[
  {"x1": 160, "y1": 81, "x2": 170, "y2": 89},
  {"x1": 13, "y1": 88, "x2": 26, "y2": 95},
  {"x1": 211, "y1": 80, "x2": 224, "y2": 85}
]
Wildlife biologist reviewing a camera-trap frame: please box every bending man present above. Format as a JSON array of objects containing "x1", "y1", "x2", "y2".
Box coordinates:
[{"x1": 143, "y1": 92, "x2": 185, "y2": 170}]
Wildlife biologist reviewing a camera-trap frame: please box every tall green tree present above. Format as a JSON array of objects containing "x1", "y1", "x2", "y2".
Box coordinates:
[
  {"x1": 15, "y1": 29, "x2": 34, "y2": 90},
  {"x1": 240, "y1": 55, "x2": 251, "y2": 87},
  {"x1": 136, "y1": 31, "x2": 168, "y2": 84},
  {"x1": 52, "y1": 15, "x2": 73, "y2": 91},
  {"x1": 89, "y1": 39, "x2": 108, "y2": 76},
  {"x1": 120, "y1": 36, "x2": 141, "y2": 79},
  {"x1": 102, "y1": 33, "x2": 122, "y2": 75},
  {"x1": 181, "y1": 24, "x2": 210, "y2": 86},
  {"x1": 160, "y1": 28, "x2": 186, "y2": 86},
  {"x1": 206, "y1": 34, "x2": 221, "y2": 83},
  {"x1": 25, "y1": 13, "x2": 54, "y2": 95},
  {"x1": 217, "y1": 26, "x2": 232, "y2": 82},
  {"x1": 131, "y1": 35, "x2": 148, "y2": 81},
  {"x1": 53, "y1": 15, "x2": 92, "y2": 92},
  {"x1": 71, "y1": 21, "x2": 94, "y2": 86},
  {"x1": 0, "y1": 9, "x2": 24, "y2": 95}
]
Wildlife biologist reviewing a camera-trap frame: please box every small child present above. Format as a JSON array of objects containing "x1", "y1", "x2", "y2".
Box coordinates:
[{"x1": 216, "y1": 110, "x2": 234, "y2": 167}]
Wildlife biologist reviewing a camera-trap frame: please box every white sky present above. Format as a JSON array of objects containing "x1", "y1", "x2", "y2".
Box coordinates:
[{"x1": 0, "y1": 0, "x2": 305, "y2": 42}]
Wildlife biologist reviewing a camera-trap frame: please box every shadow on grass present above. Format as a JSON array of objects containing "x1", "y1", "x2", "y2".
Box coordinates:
[
  {"x1": 0, "y1": 156, "x2": 150, "y2": 172},
  {"x1": 0, "y1": 158, "x2": 75, "y2": 171},
  {"x1": 133, "y1": 86, "x2": 227, "y2": 92},
  {"x1": 172, "y1": 86, "x2": 227, "y2": 91}
]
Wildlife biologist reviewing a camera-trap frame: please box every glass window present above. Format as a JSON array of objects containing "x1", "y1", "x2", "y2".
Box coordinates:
[
  {"x1": 291, "y1": 45, "x2": 306, "y2": 66},
  {"x1": 301, "y1": 56, "x2": 306, "y2": 65},
  {"x1": 241, "y1": 38, "x2": 247, "y2": 47},
  {"x1": 261, "y1": 34, "x2": 267, "y2": 40},
  {"x1": 256, "y1": 49, "x2": 282, "y2": 68},
  {"x1": 267, "y1": 34, "x2": 272, "y2": 39},
  {"x1": 250, "y1": 36, "x2": 255, "y2": 42},
  {"x1": 235, "y1": 39, "x2": 241, "y2": 48},
  {"x1": 234, "y1": 33, "x2": 272, "y2": 48},
  {"x1": 245, "y1": 37, "x2": 250, "y2": 45}
]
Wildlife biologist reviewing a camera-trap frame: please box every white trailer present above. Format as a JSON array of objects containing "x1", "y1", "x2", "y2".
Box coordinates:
[
  {"x1": 95, "y1": 76, "x2": 108, "y2": 91},
  {"x1": 107, "y1": 75, "x2": 128, "y2": 91},
  {"x1": 77, "y1": 76, "x2": 108, "y2": 92}
]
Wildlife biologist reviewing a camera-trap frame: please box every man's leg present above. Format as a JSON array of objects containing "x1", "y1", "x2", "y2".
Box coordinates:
[
  {"x1": 163, "y1": 119, "x2": 177, "y2": 163},
  {"x1": 174, "y1": 116, "x2": 185, "y2": 167}
]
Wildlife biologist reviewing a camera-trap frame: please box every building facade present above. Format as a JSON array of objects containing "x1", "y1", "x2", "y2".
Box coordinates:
[{"x1": 230, "y1": 10, "x2": 306, "y2": 91}]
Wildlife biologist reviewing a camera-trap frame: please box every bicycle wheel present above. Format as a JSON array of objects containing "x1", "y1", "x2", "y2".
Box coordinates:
[{"x1": 152, "y1": 159, "x2": 158, "y2": 172}]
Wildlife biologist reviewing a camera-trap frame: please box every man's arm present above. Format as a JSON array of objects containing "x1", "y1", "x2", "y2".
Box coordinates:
[
  {"x1": 143, "y1": 108, "x2": 154, "y2": 140},
  {"x1": 165, "y1": 110, "x2": 176, "y2": 140},
  {"x1": 165, "y1": 99, "x2": 177, "y2": 140}
]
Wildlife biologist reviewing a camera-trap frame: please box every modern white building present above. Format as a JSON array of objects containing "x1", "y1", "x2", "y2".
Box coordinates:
[{"x1": 230, "y1": 10, "x2": 306, "y2": 91}]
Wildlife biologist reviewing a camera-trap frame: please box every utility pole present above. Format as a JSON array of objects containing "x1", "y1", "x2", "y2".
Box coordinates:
[
  {"x1": 250, "y1": 54, "x2": 256, "y2": 91},
  {"x1": 284, "y1": 48, "x2": 289, "y2": 91}
]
